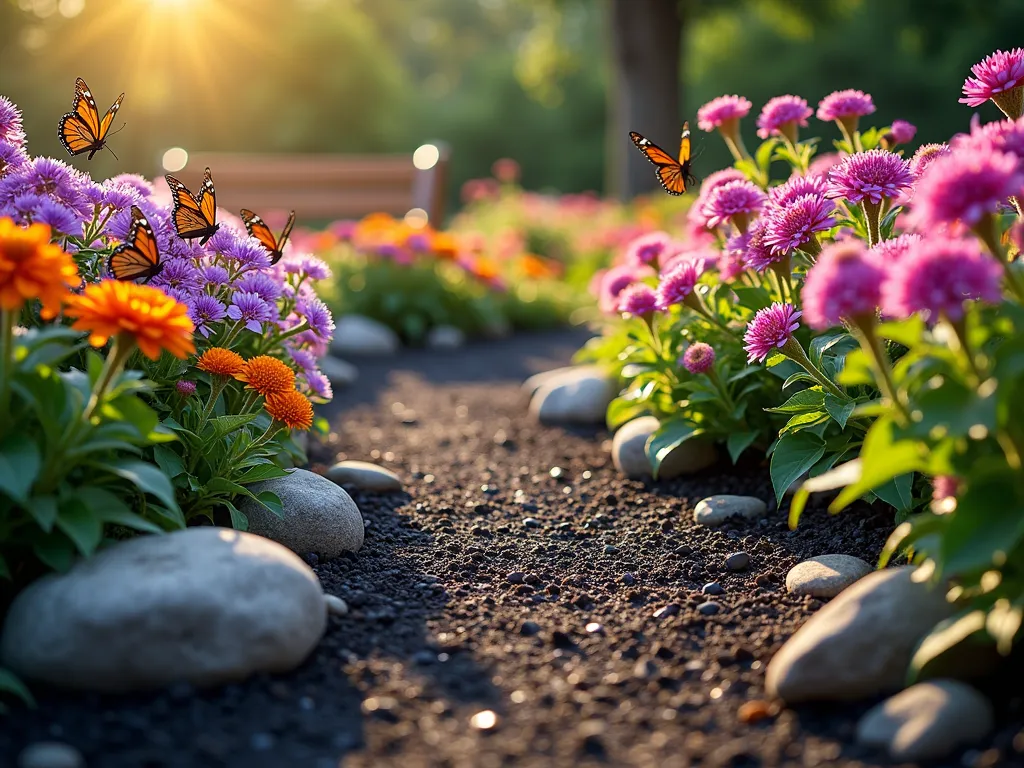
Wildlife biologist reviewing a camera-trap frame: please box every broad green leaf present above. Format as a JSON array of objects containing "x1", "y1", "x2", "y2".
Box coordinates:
[
  {"x1": 809, "y1": 331, "x2": 853, "y2": 366},
  {"x1": 644, "y1": 418, "x2": 704, "y2": 481},
  {"x1": 837, "y1": 348, "x2": 875, "y2": 386},
  {"x1": 207, "y1": 477, "x2": 252, "y2": 499},
  {"x1": 770, "y1": 431, "x2": 825, "y2": 505},
  {"x1": 606, "y1": 397, "x2": 648, "y2": 431},
  {"x1": 781, "y1": 410, "x2": 830, "y2": 434},
  {"x1": 98, "y1": 459, "x2": 181, "y2": 514},
  {"x1": 153, "y1": 444, "x2": 185, "y2": 480},
  {"x1": 766, "y1": 387, "x2": 825, "y2": 414},
  {"x1": 0, "y1": 434, "x2": 40, "y2": 504},
  {"x1": 877, "y1": 317, "x2": 925, "y2": 348},
  {"x1": 909, "y1": 610, "x2": 987, "y2": 683},
  {"x1": 941, "y1": 470, "x2": 1024, "y2": 577},
  {"x1": 830, "y1": 416, "x2": 926, "y2": 512},
  {"x1": 731, "y1": 286, "x2": 772, "y2": 312},
  {"x1": 33, "y1": 535, "x2": 76, "y2": 572},
  {"x1": 78, "y1": 487, "x2": 163, "y2": 534},
  {"x1": 205, "y1": 413, "x2": 258, "y2": 441},
  {"x1": 25, "y1": 496, "x2": 58, "y2": 532},
  {"x1": 787, "y1": 459, "x2": 863, "y2": 528},
  {"x1": 872, "y1": 473, "x2": 916, "y2": 517},
  {"x1": 55, "y1": 498, "x2": 104, "y2": 556},
  {"x1": 222, "y1": 500, "x2": 249, "y2": 531},
  {"x1": 726, "y1": 431, "x2": 758, "y2": 464},
  {"x1": 237, "y1": 463, "x2": 290, "y2": 485},
  {"x1": 256, "y1": 490, "x2": 284, "y2": 519},
  {"x1": 100, "y1": 394, "x2": 159, "y2": 439},
  {"x1": 824, "y1": 394, "x2": 856, "y2": 429}
]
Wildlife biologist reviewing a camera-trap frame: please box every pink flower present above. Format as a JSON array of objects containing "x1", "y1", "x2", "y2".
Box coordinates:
[
  {"x1": 868, "y1": 232, "x2": 921, "y2": 264},
  {"x1": 744, "y1": 303, "x2": 801, "y2": 363},
  {"x1": 802, "y1": 240, "x2": 886, "y2": 329},
  {"x1": 910, "y1": 147, "x2": 1024, "y2": 229},
  {"x1": 598, "y1": 265, "x2": 641, "y2": 314},
  {"x1": 757, "y1": 95, "x2": 813, "y2": 140},
  {"x1": 763, "y1": 194, "x2": 836, "y2": 255},
  {"x1": 697, "y1": 95, "x2": 752, "y2": 132},
  {"x1": 690, "y1": 169, "x2": 747, "y2": 230},
  {"x1": 660, "y1": 246, "x2": 714, "y2": 275},
  {"x1": 682, "y1": 342, "x2": 716, "y2": 374},
  {"x1": 655, "y1": 260, "x2": 703, "y2": 310},
  {"x1": 959, "y1": 48, "x2": 1024, "y2": 117},
  {"x1": 701, "y1": 179, "x2": 765, "y2": 230},
  {"x1": 909, "y1": 143, "x2": 952, "y2": 178},
  {"x1": 175, "y1": 380, "x2": 197, "y2": 397},
  {"x1": 492, "y1": 158, "x2": 520, "y2": 183},
  {"x1": 741, "y1": 220, "x2": 785, "y2": 272},
  {"x1": 807, "y1": 152, "x2": 845, "y2": 178},
  {"x1": 769, "y1": 172, "x2": 829, "y2": 208},
  {"x1": 881, "y1": 236, "x2": 1004, "y2": 322},
  {"x1": 932, "y1": 475, "x2": 960, "y2": 501},
  {"x1": 816, "y1": 89, "x2": 876, "y2": 123},
  {"x1": 717, "y1": 249, "x2": 746, "y2": 282},
  {"x1": 952, "y1": 116, "x2": 1024, "y2": 166},
  {"x1": 888, "y1": 120, "x2": 917, "y2": 145},
  {"x1": 625, "y1": 230, "x2": 672, "y2": 268},
  {"x1": 618, "y1": 283, "x2": 659, "y2": 318},
  {"x1": 826, "y1": 150, "x2": 914, "y2": 205}
]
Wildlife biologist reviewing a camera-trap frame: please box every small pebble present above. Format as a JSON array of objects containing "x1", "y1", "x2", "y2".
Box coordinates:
[
  {"x1": 523, "y1": 517, "x2": 541, "y2": 529},
  {"x1": 725, "y1": 552, "x2": 750, "y2": 571},
  {"x1": 520, "y1": 621, "x2": 541, "y2": 636},
  {"x1": 653, "y1": 604, "x2": 680, "y2": 619},
  {"x1": 697, "y1": 601, "x2": 722, "y2": 616},
  {"x1": 621, "y1": 573, "x2": 635, "y2": 586},
  {"x1": 702, "y1": 582, "x2": 724, "y2": 596},
  {"x1": 470, "y1": 710, "x2": 499, "y2": 730},
  {"x1": 738, "y1": 699, "x2": 773, "y2": 724},
  {"x1": 18, "y1": 742, "x2": 85, "y2": 768},
  {"x1": 324, "y1": 594, "x2": 349, "y2": 616},
  {"x1": 585, "y1": 622, "x2": 603, "y2": 633},
  {"x1": 507, "y1": 572, "x2": 525, "y2": 584},
  {"x1": 603, "y1": 545, "x2": 619, "y2": 555}
]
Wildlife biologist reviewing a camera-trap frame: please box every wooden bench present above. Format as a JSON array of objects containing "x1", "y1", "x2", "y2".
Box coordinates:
[{"x1": 163, "y1": 144, "x2": 451, "y2": 225}]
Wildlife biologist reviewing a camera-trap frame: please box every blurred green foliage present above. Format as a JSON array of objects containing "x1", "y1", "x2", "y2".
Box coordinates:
[{"x1": 1, "y1": 0, "x2": 1021, "y2": 208}]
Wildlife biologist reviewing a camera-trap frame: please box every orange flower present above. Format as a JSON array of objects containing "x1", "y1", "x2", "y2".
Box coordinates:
[
  {"x1": 64, "y1": 280, "x2": 195, "y2": 360},
  {"x1": 196, "y1": 347, "x2": 245, "y2": 377},
  {"x1": 430, "y1": 232, "x2": 459, "y2": 260},
  {"x1": 0, "y1": 217, "x2": 80, "y2": 318},
  {"x1": 470, "y1": 256, "x2": 501, "y2": 282},
  {"x1": 234, "y1": 355, "x2": 295, "y2": 396},
  {"x1": 518, "y1": 254, "x2": 560, "y2": 280},
  {"x1": 264, "y1": 389, "x2": 314, "y2": 431}
]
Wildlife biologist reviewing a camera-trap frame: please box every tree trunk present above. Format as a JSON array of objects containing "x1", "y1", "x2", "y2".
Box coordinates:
[{"x1": 606, "y1": 0, "x2": 683, "y2": 200}]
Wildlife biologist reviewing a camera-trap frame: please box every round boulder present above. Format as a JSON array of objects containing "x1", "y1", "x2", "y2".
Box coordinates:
[
  {"x1": 240, "y1": 468, "x2": 364, "y2": 557},
  {"x1": 325, "y1": 461, "x2": 403, "y2": 493},
  {"x1": 693, "y1": 495, "x2": 767, "y2": 526},
  {"x1": 0, "y1": 528, "x2": 326, "y2": 693},
  {"x1": 529, "y1": 367, "x2": 616, "y2": 425},
  {"x1": 785, "y1": 554, "x2": 873, "y2": 598},
  {"x1": 612, "y1": 416, "x2": 717, "y2": 479}
]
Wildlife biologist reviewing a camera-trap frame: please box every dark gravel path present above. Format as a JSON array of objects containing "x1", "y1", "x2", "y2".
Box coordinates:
[{"x1": 3, "y1": 328, "x2": 1024, "y2": 768}]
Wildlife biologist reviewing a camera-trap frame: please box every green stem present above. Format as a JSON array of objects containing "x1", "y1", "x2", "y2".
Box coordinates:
[
  {"x1": 781, "y1": 336, "x2": 848, "y2": 399},
  {"x1": 851, "y1": 317, "x2": 910, "y2": 425},
  {"x1": 862, "y1": 200, "x2": 882, "y2": 248},
  {"x1": 0, "y1": 309, "x2": 12, "y2": 436},
  {"x1": 197, "y1": 376, "x2": 229, "y2": 432},
  {"x1": 82, "y1": 334, "x2": 134, "y2": 422},
  {"x1": 974, "y1": 215, "x2": 1024, "y2": 302},
  {"x1": 943, "y1": 315, "x2": 982, "y2": 385}
]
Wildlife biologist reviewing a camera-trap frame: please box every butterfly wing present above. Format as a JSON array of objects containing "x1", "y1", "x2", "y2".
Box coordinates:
[
  {"x1": 277, "y1": 210, "x2": 296, "y2": 254},
  {"x1": 678, "y1": 122, "x2": 696, "y2": 188},
  {"x1": 241, "y1": 208, "x2": 295, "y2": 264},
  {"x1": 108, "y1": 206, "x2": 162, "y2": 282},
  {"x1": 166, "y1": 172, "x2": 218, "y2": 243},
  {"x1": 197, "y1": 167, "x2": 217, "y2": 228},
  {"x1": 59, "y1": 78, "x2": 101, "y2": 157},
  {"x1": 629, "y1": 130, "x2": 687, "y2": 195},
  {"x1": 97, "y1": 91, "x2": 125, "y2": 140}
]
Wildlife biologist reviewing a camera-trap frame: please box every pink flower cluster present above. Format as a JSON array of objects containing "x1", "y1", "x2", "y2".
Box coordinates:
[{"x1": 697, "y1": 95, "x2": 752, "y2": 133}]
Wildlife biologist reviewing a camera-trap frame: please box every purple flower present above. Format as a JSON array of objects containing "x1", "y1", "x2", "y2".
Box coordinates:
[
  {"x1": 952, "y1": 116, "x2": 1024, "y2": 166},
  {"x1": 32, "y1": 198, "x2": 81, "y2": 237},
  {"x1": 153, "y1": 257, "x2": 203, "y2": 293},
  {"x1": 618, "y1": 283, "x2": 658, "y2": 318},
  {"x1": 763, "y1": 194, "x2": 836, "y2": 255},
  {"x1": 407, "y1": 232, "x2": 432, "y2": 253},
  {"x1": 696, "y1": 95, "x2": 752, "y2": 132},
  {"x1": 655, "y1": 260, "x2": 702, "y2": 310},
  {"x1": 201, "y1": 264, "x2": 230, "y2": 287},
  {"x1": 305, "y1": 370, "x2": 333, "y2": 401},
  {"x1": 297, "y1": 296, "x2": 335, "y2": 340},
  {"x1": 625, "y1": 231, "x2": 672, "y2": 268},
  {"x1": 188, "y1": 294, "x2": 228, "y2": 338},
  {"x1": 909, "y1": 143, "x2": 952, "y2": 178},
  {"x1": 869, "y1": 233, "x2": 921, "y2": 264},
  {"x1": 743, "y1": 303, "x2": 801, "y2": 363},
  {"x1": 816, "y1": 89, "x2": 876, "y2": 123},
  {"x1": 0, "y1": 96, "x2": 25, "y2": 145},
  {"x1": 742, "y1": 220, "x2": 785, "y2": 272},
  {"x1": 910, "y1": 147, "x2": 1024, "y2": 230},
  {"x1": 0, "y1": 140, "x2": 28, "y2": 178},
  {"x1": 176, "y1": 380, "x2": 197, "y2": 397},
  {"x1": 235, "y1": 272, "x2": 282, "y2": 302},
  {"x1": 960, "y1": 48, "x2": 1024, "y2": 117},
  {"x1": 598, "y1": 265, "x2": 640, "y2": 314},
  {"x1": 227, "y1": 291, "x2": 274, "y2": 333},
  {"x1": 682, "y1": 342, "x2": 715, "y2": 374},
  {"x1": 293, "y1": 255, "x2": 331, "y2": 280},
  {"x1": 375, "y1": 242, "x2": 411, "y2": 264},
  {"x1": 106, "y1": 173, "x2": 154, "y2": 198},
  {"x1": 888, "y1": 120, "x2": 917, "y2": 145},
  {"x1": 289, "y1": 346, "x2": 318, "y2": 372},
  {"x1": 768, "y1": 173, "x2": 829, "y2": 208},
  {"x1": 826, "y1": 150, "x2": 914, "y2": 205},
  {"x1": 802, "y1": 240, "x2": 886, "y2": 329},
  {"x1": 757, "y1": 95, "x2": 813, "y2": 140},
  {"x1": 881, "y1": 236, "x2": 1003, "y2": 323},
  {"x1": 701, "y1": 179, "x2": 765, "y2": 230},
  {"x1": 329, "y1": 220, "x2": 358, "y2": 241}
]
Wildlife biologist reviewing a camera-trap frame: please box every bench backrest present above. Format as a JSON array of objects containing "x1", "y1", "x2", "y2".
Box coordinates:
[{"x1": 167, "y1": 145, "x2": 451, "y2": 225}]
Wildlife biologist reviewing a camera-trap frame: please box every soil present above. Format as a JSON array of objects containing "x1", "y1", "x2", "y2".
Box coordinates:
[{"x1": 3, "y1": 328, "x2": 1024, "y2": 768}]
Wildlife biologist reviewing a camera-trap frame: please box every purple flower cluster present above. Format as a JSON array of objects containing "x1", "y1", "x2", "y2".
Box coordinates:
[{"x1": 682, "y1": 343, "x2": 715, "y2": 374}]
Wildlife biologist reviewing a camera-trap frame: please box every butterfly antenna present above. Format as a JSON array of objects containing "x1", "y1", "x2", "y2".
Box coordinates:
[
  {"x1": 107, "y1": 122, "x2": 127, "y2": 137},
  {"x1": 104, "y1": 144, "x2": 120, "y2": 161}
]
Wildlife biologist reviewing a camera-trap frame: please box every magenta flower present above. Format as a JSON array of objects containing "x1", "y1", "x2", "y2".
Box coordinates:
[
  {"x1": 817, "y1": 89, "x2": 876, "y2": 124},
  {"x1": 717, "y1": 248, "x2": 746, "y2": 282},
  {"x1": 763, "y1": 194, "x2": 836, "y2": 255},
  {"x1": 868, "y1": 232, "x2": 921, "y2": 264},
  {"x1": 826, "y1": 150, "x2": 914, "y2": 206},
  {"x1": 744, "y1": 303, "x2": 802, "y2": 364},
  {"x1": 618, "y1": 283, "x2": 659, "y2": 318},
  {"x1": 769, "y1": 172, "x2": 829, "y2": 208},
  {"x1": 807, "y1": 152, "x2": 844, "y2": 178},
  {"x1": 952, "y1": 116, "x2": 1024, "y2": 166},
  {"x1": 175, "y1": 380, "x2": 197, "y2": 398},
  {"x1": 881, "y1": 236, "x2": 1004, "y2": 323},
  {"x1": 701, "y1": 179, "x2": 765, "y2": 230},
  {"x1": 932, "y1": 475, "x2": 960, "y2": 502},
  {"x1": 910, "y1": 147, "x2": 1024, "y2": 230},
  {"x1": 682, "y1": 343, "x2": 716, "y2": 374},
  {"x1": 802, "y1": 240, "x2": 886, "y2": 329},
  {"x1": 757, "y1": 95, "x2": 813, "y2": 141},
  {"x1": 960, "y1": 48, "x2": 1024, "y2": 118},
  {"x1": 887, "y1": 120, "x2": 917, "y2": 145},
  {"x1": 598, "y1": 265, "x2": 640, "y2": 314},
  {"x1": 655, "y1": 260, "x2": 703, "y2": 310},
  {"x1": 909, "y1": 143, "x2": 952, "y2": 178},
  {"x1": 698, "y1": 168, "x2": 747, "y2": 199},
  {"x1": 625, "y1": 231, "x2": 672, "y2": 268},
  {"x1": 743, "y1": 219, "x2": 786, "y2": 272},
  {"x1": 697, "y1": 95, "x2": 752, "y2": 133}
]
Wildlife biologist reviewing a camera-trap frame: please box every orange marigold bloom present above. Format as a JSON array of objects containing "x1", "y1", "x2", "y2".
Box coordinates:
[
  {"x1": 0, "y1": 218, "x2": 80, "y2": 318},
  {"x1": 234, "y1": 355, "x2": 295, "y2": 396},
  {"x1": 196, "y1": 347, "x2": 245, "y2": 377},
  {"x1": 265, "y1": 389, "x2": 314, "y2": 431},
  {"x1": 64, "y1": 280, "x2": 195, "y2": 360}
]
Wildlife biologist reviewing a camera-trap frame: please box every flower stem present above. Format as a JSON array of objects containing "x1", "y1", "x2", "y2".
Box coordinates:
[
  {"x1": 781, "y1": 336, "x2": 848, "y2": 400},
  {"x1": 850, "y1": 317, "x2": 910, "y2": 424},
  {"x1": 862, "y1": 200, "x2": 882, "y2": 248},
  {"x1": 198, "y1": 376, "x2": 229, "y2": 431},
  {"x1": 974, "y1": 214, "x2": 1024, "y2": 302},
  {"x1": 0, "y1": 310, "x2": 13, "y2": 435},
  {"x1": 83, "y1": 334, "x2": 134, "y2": 421}
]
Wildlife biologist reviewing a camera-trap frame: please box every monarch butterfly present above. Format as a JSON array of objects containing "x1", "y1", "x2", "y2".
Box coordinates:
[
  {"x1": 628, "y1": 122, "x2": 696, "y2": 196},
  {"x1": 165, "y1": 167, "x2": 220, "y2": 245},
  {"x1": 58, "y1": 78, "x2": 124, "y2": 160},
  {"x1": 240, "y1": 208, "x2": 295, "y2": 265},
  {"x1": 108, "y1": 206, "x2": 162, "y2": 282}
]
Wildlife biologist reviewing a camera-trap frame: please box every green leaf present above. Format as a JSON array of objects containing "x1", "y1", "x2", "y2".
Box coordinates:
[
  {"x1": 33, "y1": 535, "x2": 76, "y2": 572},
  {"x1": 153, "y1": 444, "x2": 185, "y2": 479},
  {"x1": 836, "y1": 348, "x2": 875, "y2": 386},
  {"x1": 755, "y1": 136, "x2": 779, "y2": 172},
  {"x1": 877, "y1": 317, "x2": 925, "y2": 348},
  {"x1": 206, "y1": 477, "x2": 251, "y2": 498},
  {"x1": 222, "y1": 500, "x2": 249, "y2": 531},
  {"x1": 941, "y1": 469, "x2": 1024, "y2": 576},
  {"x1": 25, "y1": 496, "x2": 58, "y2": 532},
  {"x1": 872, "y1": 473, "x2": 916, "y2": 516},
  {"x1": 765, "y1": 387, "x2": 825, "y2": 414},
  {"x1": 237, "y1": 463, "x2": 291, "y2": 485},
  {"x1": 731, "y1": 285, "x2": 772, "y2": 312},
  {"x1": 787, "y1": 459, "x2": 863, "y2": 528},
  {"x1": 606, "y1": 397, "x2": 648, "y2": 431},
  {"x1": 726, "y1": 431, "x2": 757, "y2": 464},
  {"x1": 78, "y1": 486, "x2": 163, "y2": 534},
  {"x1": 255, "y1": 490, "x2": 284, "y2": 519},
  {"x1": 55, "y1": 497, "x2": 104, "y2": 556},
  {"x1": 824, "y1": 394, "x2": 856, "y2": 429},
  {"x1": 830, "y1": 416, "x2": 926, "y2": 512},
  {"x1": 99, "y1": 459, "x2": 181, "y2": 514},
  {"x1": 770, "y1": 431, "x2": 826, "y2": 505},
  {"x1": 909, "y1": 610, "x2": 987, "y2": 683},
  {"x1": 0, "y1": 667, "x2": 35, "y2": 708},
  {"x1": 100, "y1": 394, "x2": 159, "y2": 439},
  {"x1": 205, "y1": 413, "x2": 258, "y2": 440},
  {"x1": 809, "y1": 331, "x2": 853, "y2": 366},
  {"x1": 644, "y1": 418, "x2": 704, "y2": 481},
  {"x1": 0, "y1": 434, "x2": 41, "y2": 504}
]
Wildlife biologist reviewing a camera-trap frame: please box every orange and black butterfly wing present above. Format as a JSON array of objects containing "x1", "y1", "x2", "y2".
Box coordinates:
[
  {"x1": 166, "y1": 169, "x2": 219, "y2": 244},
  {"x1": 242, "y1": 208, "x2": 296, "y2": 264},
  {"x1": 629, "y1": 130, "x2": 686, "y2": 195},
  {"x1": 678, "y1": 122, "x2": 696, "y2": 188},
  {"x1": 59, "y1": 78, "x2": 101, "y2": 158},
  {"x1": 97, "y1": 91, "x2": 125, "y2": 142},
  {"x1": 109, "y1": 206, "x2": 162, "y2": 282},
  {"x1": 276, "y1": 210, "x2": 296, "y2": 255}
]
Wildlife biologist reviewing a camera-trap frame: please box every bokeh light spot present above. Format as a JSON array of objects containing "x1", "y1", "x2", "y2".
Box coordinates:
[
  {"x1": 57, "y1": 0, "x2": 84, "y2": 17},
  {"x1": 404, "y1": 208, "x2": 429, "y2": 228},
  {"x1": 413, "y1": 144, "x2": 440, "y2": 170},
  {"x1": 162, "y1": 147, "x2": 189, "y2": 172}
]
